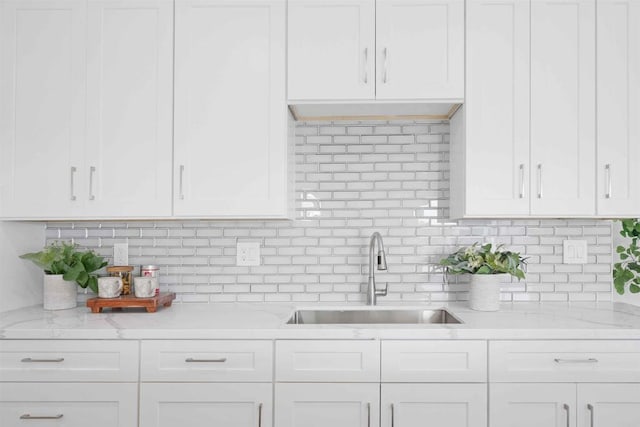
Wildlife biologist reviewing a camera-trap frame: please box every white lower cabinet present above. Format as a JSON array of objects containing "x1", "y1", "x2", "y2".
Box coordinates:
[
  {"x1": 140, "y1": 383, "x2": 272, "y2": 427},
  {"x1": 381, "y1": 384, "x2": 486, "y2": 427},
  {"x1": 275, "y1": 383, "x2": 379, "y2": 427},
  {"x1": 577, "y1": 384, "x2": 640, "y2": 427},
  {"x1": 0, "y1": 382, "x2": 137, "y2": 427}
]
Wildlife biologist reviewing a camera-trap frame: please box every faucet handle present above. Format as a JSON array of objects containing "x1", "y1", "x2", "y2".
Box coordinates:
[{"x1": 375, "y1": 283, "x2": 388, "y2": 297}]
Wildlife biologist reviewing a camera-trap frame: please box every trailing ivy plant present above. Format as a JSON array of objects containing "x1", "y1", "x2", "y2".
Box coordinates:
[
  {"x1": 20, "y1": 242, "x2": 108, "y2": 293},
  {"x1": 613, "y1": 218, "x2": 640, "y2": 295},
  {"x1": 440, "y1": 243, "x2": 526, "y2": 279}
]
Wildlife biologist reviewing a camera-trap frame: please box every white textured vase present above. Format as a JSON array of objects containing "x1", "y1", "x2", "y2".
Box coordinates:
[
  {"x1": 43, "y1": 274, "x2": 77, "y2": 310},
  {"x1": 468, "y1": 274, "x2": 506, "y2": 311}
]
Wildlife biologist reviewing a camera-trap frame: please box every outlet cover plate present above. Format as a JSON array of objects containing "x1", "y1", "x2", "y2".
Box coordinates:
[
  {"x1": 113, "y1": 242, "x2": 129, "y2": 266},
  {"x1": 563, "y1": 240, "x2": 588, "y2": 264},
  {"x1": 237, "y1": 241, "x2": 260, "y2": 266}
]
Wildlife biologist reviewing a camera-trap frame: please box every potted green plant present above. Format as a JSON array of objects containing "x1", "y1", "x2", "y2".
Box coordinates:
[
  {"x1": 20, "y1": 242, "x2": 108, "y2": 310},
  {"x1": 440, "y1": 243, "x2": 526, "y2": 311},
  {"x1": 614, "y1": 218, "x2": 640, "y2": 295}
]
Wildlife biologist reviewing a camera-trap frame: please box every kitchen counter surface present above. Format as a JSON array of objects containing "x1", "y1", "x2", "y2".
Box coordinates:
[{"x1": 2, "y1": 302, "x2": 640, "y2": 340}]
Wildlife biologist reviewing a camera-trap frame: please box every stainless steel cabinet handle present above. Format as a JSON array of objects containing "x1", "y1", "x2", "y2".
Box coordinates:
[
  {"x1": 383, "y1": 47, "x2": 389, "y2": 83},
  {"x1": 587, "y1": 403, "x2": 594, "y2": 427},
  {"x1": 366, "y1": 402, "x2": 371, "y2": 427},
  {"x1": 184, "y1": 357, "x2": 227, "y2": 363},
  {"x1": 20, "y1": 414, "x2": 64, "y2": 420},
  {"x1": 391, "y1": 403, "x2": 395, "y2": 427},
  {"x1": 519, "y1": 163, "x2": 525, "y2": 198},
  {"x1": 554, "y1": 358, "x2": 598, "y2": 364},
  {"x1": 70, "y1": 166, "x2": 77, "y2": 201},
  {"x1": 605, "y1": 164, "x2": 611, "y2": 199},
  {"x1": 258, "y1": 403, "x2": 263, "y2": 427},
  {"x1": 537, "y1": 163, "x2": 543, "y2": 198},
  {"x1": 363, "y1": 48, "x2": 368, "y2": 84},
  {"x1": 179, "y1": 165, "x2": 185, "y2": 200},
  {"x1": 21, "y1": 357, "x2": 64, "y2": 363},
  {"x1": 89, "y1": 166, "x2": 96, "y2": 200},
  {"x1": 563, "y1": 404, "x2": 570, "y2": 427}
]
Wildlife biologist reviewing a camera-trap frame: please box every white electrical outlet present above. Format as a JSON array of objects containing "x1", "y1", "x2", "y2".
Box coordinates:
[
  {"x1": 236, "y1": 241, "x2": 261, "y2": 266},
  {"x1": 563, "y1": 240, "x2": 588, "y2": 264},
  {"x1": 113, "y1": 242, "x2": 128, "y2": 266}
]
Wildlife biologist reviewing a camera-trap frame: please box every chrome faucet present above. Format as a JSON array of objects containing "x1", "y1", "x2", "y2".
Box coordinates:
[{"x1": 367, "y1": 232, "x2": 388, "y2": 305}]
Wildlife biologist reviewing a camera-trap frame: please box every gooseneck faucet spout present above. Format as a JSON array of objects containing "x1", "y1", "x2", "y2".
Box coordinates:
[{"x1": 367, "y1": 232, "x2": 388, "y2": 305}]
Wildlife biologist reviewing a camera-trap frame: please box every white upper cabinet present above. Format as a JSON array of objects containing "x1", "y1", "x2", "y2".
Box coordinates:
[
  {"x1": 596, "y1": 0, "x2": 640, "y2": 217},
  {"x1": 375, "y1": 0, "x2": 464, "y2": 100},
  {"x1": 287, "y1": 0, "x2": 375, "y2": 101},
  {"x1": 0, "y1": 0, "x2": 86, "y2": 219},
  {"x1": 530, "y1": 0, "x2": 596, "y2": 216},
  {"x1": 85, "y1": 0, "x2": 173, "y2": 218},
  {"x1": 174, "y1": 0, "x2": 290, "y2": 218}
]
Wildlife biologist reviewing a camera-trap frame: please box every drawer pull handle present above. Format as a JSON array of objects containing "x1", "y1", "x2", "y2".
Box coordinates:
[
  {"x1": 20, "y1": 414, "x2": 64, "y2": 420},
  {"x1": 366, "y1": 402, "x2": 371, "y2": 427},
  {"x1": 554, "y1": 358, "x2": 598, "y2": 364},
  {"x1": 258, "y1": 403, "x2": 263, "y2": 427},
  {"x1": 563, "y1": 404, "x2": 570, "y2": 427},
  {"x1": 21, "y1": 358, "x2": 64, "y2": 363},
  {"x1": 185, "y1": 357, "x2": 227, "y2": 363},
  {"x1": 587, "y1": 403, "x2": 594, "y2": 427},
  {"x1": 391, "y1": 403, "x2": 395, "y2": 427}
]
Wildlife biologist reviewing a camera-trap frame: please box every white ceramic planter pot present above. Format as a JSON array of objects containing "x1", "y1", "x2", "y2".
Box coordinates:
[
  {"x1": 468, "y1": 274, "x2": 507, "y2": 311},
  {"x1": 43, "y1": 274, "x2": 77, "y2": 310}
]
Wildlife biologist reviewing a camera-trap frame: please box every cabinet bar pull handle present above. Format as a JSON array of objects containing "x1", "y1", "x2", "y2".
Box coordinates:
[
  {"x1": 537, "y1": 163, "x2": 543, "y2": 198},
  {"x1": 382, "y1": 47, "x2": 389, "y2": 83},
  {"x1": 587, "y1": 403, "x2": 594, "y2": 427},
  {"x1": 184, "y1": 357, "x2": 227, "y2": 363},
  {"x1": 258, "y1": 403, "x2": 263, "y2": 427},
  {"x1": 70, "y1": 167, "x2": 77, "y2": 201},
  {"x1": 563, "y1": 404, "x2": 570, "y2": 427},
  {"x1": 20, "y1": 414, "x2": 63, "y2": 420},
  {"x1": 519, "y1": 163, "x2": 525, "y2": 198},
  {"x1": 391, "y1": 403, "x2": 395, "y2": 427},
  {"x1": 89, "y1": 166, "x2": 96, "y2": 200},
  {"x1": 554, "y1": 358, "x2": 598, "y2": 364},
  {"x1": 363, "y1": 48, "x2": 368, "y2": 84},
  {"x1": 366, "y1": 402, "x2": 371, "y2": 427},
  {"x1": 21, "y1": 358, "x2": 64, "y2": 363},
  {"x1": 605, "y1": 164, "x2": 611, "y2": 199},
  {"x1": 179, "y1": 165, "x2": 185, "y2": 200}
]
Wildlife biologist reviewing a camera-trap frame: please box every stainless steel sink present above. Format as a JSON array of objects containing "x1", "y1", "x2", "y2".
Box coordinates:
[{"x1": 286, "y1": 308, "x2": 462, "y2": 325}]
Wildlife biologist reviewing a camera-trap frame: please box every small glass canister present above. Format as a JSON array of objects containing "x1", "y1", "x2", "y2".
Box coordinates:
[
  {"x1": 106, "y1": 266, "x2": 134, "y2": 295},
  {"x1": 140, "y1": 265, "x2": 160, "y2": 296}
]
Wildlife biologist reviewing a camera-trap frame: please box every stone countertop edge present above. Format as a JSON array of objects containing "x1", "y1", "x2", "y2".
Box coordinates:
[{"x1": 1, "y1": 302, "x2": 640, "y2": 340}]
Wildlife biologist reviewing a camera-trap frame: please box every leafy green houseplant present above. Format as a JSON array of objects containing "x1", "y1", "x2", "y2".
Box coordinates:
[
  {"x1": 440, "y1": 243, "x2": 526, "y2": 280},
  {"x1": 614, "y1": 218, "x2": 640, "y2": 295},
  {"x1": 20, "y1": 242, "x2": 108, "y2": 293}
]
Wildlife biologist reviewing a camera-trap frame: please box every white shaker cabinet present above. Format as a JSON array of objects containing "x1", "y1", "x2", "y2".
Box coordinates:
[
  {"x1": 287, "y1": 0, "x2": 375, "y2": 101},
  {"x1": 174, "y1": 0, "x2": 290, "y2": 218},
  {"x1": 577, "y1": 384, "x2": 640, "y2": 427},
  {"x1": 596, "y1": 0, "x2": 640, "y2": 217}
]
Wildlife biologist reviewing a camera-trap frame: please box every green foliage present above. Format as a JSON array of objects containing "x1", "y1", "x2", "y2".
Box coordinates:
[
  {"x1": 613, "y1": 218, "x2": 640, "y2": 295},
  {"x1": 20, "y1": 242, "x2": 108, "y2": 293},
  {"x1": 440, "y1": 243, "x2": 526, "y2": 280}
]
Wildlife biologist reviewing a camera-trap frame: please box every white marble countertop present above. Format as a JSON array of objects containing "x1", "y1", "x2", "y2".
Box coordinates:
[{"x1": 1, "y1": 302, "x2": 640, "y2": 340}]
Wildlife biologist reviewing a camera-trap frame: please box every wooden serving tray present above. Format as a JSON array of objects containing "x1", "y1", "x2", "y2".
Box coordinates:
[{"x1": 86, "y1": 292, "x2": 176, "y2": 313}]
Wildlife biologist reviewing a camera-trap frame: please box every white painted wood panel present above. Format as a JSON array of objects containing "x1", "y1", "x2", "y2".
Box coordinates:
[
  {"x1": 577, "y1": 384, "x2": 640, "y2": 427},
  {"x1": 381, "y1": 340, "x2": 487, "y2": 382},
  {"x1": 381, "y1": 384, "x2": 487, "y2": 427},
  {"x1": 375, "y1": 0, "x2": 464, "y2": 100},
  {"x1": 287, "y1": 0, "x2": 375, "y2": 101},
  {"x1": 0, "y1": 340, "x2": 138, "y2": 382},
  {"x1": 141, "y1": 340, "x2": 273, "y2": 382},
  {"x1": 276, "y1": 340, "x2": 380, "y2": 382},
  {"x1": 490, "y1": 340, "x2": 640, "y2": 383}
]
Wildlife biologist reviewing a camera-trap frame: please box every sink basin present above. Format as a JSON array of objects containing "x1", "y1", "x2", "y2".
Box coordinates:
[{"x1": 286, "y1": 308, "x2": 462, "y2": 325}]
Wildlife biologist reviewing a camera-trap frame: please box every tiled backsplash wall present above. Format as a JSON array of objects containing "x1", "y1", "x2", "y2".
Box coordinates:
[{"x1": 47, "y1": 120, "x2": 613, "y2": 303}]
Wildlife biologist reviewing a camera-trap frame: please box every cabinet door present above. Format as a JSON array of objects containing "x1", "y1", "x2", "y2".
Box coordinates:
[
  {"x1": 275, "y1": 383, "x2": 379, "y2": 427},
  {"x1": 381, "y1": 384, "x2": 487, "y2": 427},
  {"x1": 596, "y1": 0, "x2": 640, "y2": 217},
  {"x1": 174, "y1": 0, "x2": 289, "y2": 218},
  {"x1": 85, "y1": 0, "x2": 173, "y2": 218},
  {"x1": 490, "y1": 383, "x2": 576, "y2": 427},
  {"x1": 464, "y1": 0, "x2": 530, "y2": 216},
  {"x1": 577, "y1": 384, "x2": 640, "y2": 427},
  {"x1": 140, "y1": 383, "x2": 272, "y2": 427},
  {"x1": 376, "y1": 0, "x2": 464, "y2": 100},
  {"x1": 288, "y1": 0, "x2": 375, "y2": 101},
  {"x1": 0, "y1": 383, "x2": 137, "y2": 427},
  {"x1": 530, "y1": 0, "x2": 596, "y2": 216},
  {"x1": 0, "y1": 0, "x2": 86, "y2": 219}
]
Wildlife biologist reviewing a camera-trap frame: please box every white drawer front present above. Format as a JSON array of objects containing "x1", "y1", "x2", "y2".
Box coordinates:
[
  {"x1": 0, "y1": 340, "x2": 138, "y2": 382},
  {"x1": 276, "y1": 340, "x2": 380, "y2": 382},
  {"x1": 382, "y1": 340, "x2": 487, "y2": 382},
  {"x1": 490, "y1": 340, "x2": 640, "y2": 383},
  {"x1": 141, "y1": 340, "x2": 273, "y2": 382}
]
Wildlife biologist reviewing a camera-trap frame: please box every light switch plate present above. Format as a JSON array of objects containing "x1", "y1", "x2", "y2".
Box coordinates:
[
  {"x1": 563, "y1": 240, "x2": 588, "y2": 264},
  {"x1": 113, "y1": 242, "x2": 128, "y2": 266},
  {"x1": 237, "y1": 241, "x2": 261, "y2": 266}
]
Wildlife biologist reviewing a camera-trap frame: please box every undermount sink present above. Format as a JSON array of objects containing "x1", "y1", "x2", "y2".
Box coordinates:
[{"x1": 286, "y1": 308, "x2": 462, "y2": 325}]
